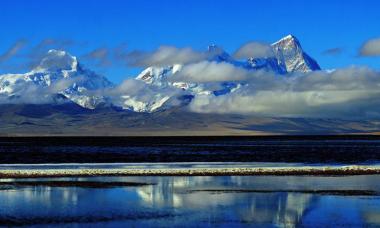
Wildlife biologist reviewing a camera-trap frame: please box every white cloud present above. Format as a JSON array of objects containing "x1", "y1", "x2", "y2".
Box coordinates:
[
  {"x1": 0, "y1": 76, "x2": 83, "y2": 104},
  {"x1": 22, "y1": 39, "x2": 76, "y2": 70},
  {"x1": 169, "y1": 61, "x2": 251, "y2": 83},
  {"x1": 360, "y1": 37, "x2": 380, "y2": 56},
  {"x1": 0, "y1": 40, "x2": 27, "y2": 63},
  {"x1": 322, "y1": 47, "x2": 343, "y2": 56},
  {"x1": 83, "y1": 48, "x2": 110, "y2": 67},
  {"x1": 234, "y1": 41, "x2": 274, "y2": 59},
  {"x1": 188, "y1": 67, "x2": 380, "y2": 119},
  {"x1": 3, "y1": 42, "x2": 380, "y2": 120},
  {"x1": 125, "y1": 46, "x2": 209, "y2": 67}
]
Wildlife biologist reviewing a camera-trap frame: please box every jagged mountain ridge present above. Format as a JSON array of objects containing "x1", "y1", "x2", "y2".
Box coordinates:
[
  {"x1": 137, "y1": 34, "x2": 321, "y2": 86},
  {"x1": 0, "y1": 35, "x2": 321, "y2": 113},
  {"x1": 135, "y1": 35, "x2": 321, "y2": 112}
]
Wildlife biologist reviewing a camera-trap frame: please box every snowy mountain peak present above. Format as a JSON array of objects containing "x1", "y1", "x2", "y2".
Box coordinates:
[
  {"x1": 207, "y1": 45, "x2": 234, "y2": 63},
  {"x1": 271, "y1": 35, "x2": 321, "y2": 73},
  {"x1": 33, "y1": 49, "x2": 79, "y2": 73},
  {"x1": 272, "y1": 34, "x2": 299, "y2": 45},
  {"x1": 136, "y1": 64, "x2": 183, "y2": 85},
  {"x1": 0, "y1": 50, "x2": 113, "y2": 109}
]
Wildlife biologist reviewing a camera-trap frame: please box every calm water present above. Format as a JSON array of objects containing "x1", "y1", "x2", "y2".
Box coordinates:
[
  {"x1": 2, "y1": 175, "x2": 380, "y2": 227},
  {"x1": 2, "y1": 136, "x2": 380, "y2": 227}
]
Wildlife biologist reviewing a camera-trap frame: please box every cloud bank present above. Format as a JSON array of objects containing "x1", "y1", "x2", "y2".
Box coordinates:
[
  {"x1": 124, "y1": 46, "x2": 209, "y2": 67},
  {"x1": 2, "y1": 50, "x2": 380, "y2": 119},
  {"x1": 360, "y1": 37, "x2": 380, "y2": 56},
  {"x1": 2, "y1": 39, "x2": 380, "y2": 120},
  {"x1": 0, "y1": 40, "x2": 27, "y2": 63},
  {"x1": 234, "y1": 42, "x2": 274, "y2": 59},
  {"x1": 187, "y1": 65, "x2": 380, "y2": 119},
  {"x1": 0, "y1": 76, "x2": 82, "y2": 104},
  {"x1": 83, "y1": 47, "x2": 111, "y2": 67},
  {"x1": 169, "y1": 61, "x2": 251, "y2": 83}
]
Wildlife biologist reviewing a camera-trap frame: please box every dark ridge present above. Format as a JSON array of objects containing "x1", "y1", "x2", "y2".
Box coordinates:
[{"x1": 1, "y1": 136, "x2": 380, "y2": 163}]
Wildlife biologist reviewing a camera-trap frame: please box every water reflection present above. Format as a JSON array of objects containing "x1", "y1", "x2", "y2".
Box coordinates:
[
  {"x1": 134, "y1": 176, "x2": 317, "y2": 227},
  {"x1": 1, "y1": 175, "x2": 380, "y2": 227}
]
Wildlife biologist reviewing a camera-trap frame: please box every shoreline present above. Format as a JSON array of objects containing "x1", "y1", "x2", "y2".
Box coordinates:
[{"x1": 2, "y1": 165, "x2": 380, "y2": 178}]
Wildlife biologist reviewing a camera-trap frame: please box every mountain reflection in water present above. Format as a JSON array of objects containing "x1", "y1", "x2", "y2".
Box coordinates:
[{"x1": 1, "y1": 175, "x2": 380, "y2": 227}]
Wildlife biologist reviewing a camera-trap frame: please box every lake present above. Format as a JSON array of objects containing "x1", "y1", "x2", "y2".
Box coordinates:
[
  {"x1": 2, "y1": 136, "x2": 380, "y2": 227},
  {"x1": 1, "y1": 175, "x2": 380, "y2": 227}
]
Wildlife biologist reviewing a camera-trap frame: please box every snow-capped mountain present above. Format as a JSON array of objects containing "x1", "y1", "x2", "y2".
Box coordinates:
[
  {"x1": 207, "y1": 44, "x2": 236, "y2": 63},
  {"x1": 244, "y1": 35, "x2": 320, "y2": 73},
  {"x1": 134, "y1": 35, "x2": 321, "y2": 112},
  {"x1": 134, "y1": 44, "x2": 243, "y2": 97},
  {"x1": 0, "y1": 50, "x2": 113, "y2": 109},
  {"x1": 271, "y1": 35, "x2": 321, "y2": 73},
  {"x1": 136, "y1": 35, "x2": 321, "y2": 88},
  {"x1": 0, "y1": 35, "x2": 321, "y2": 113}
]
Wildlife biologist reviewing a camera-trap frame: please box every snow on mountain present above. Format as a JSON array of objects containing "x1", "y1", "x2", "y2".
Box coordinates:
[
  {"x1": 33, "y1": 49, "x2": 79, "y2": 73},
  {"x1": 271, "y1": 34, "x2": 321, "y2": 73},
  {"x1": 0, "y1": 49, "x2": 186, "y2": 113},
  {"x1": 243, "y1": 35, "x2": 321, "y2": 73},
  {"x1": 136, "y1": 64, "x2": 183, "y2": 86},
  {"x1": 120, "y1": 94, "x2": 171, "y2": 112},
  {"x1": 0, "y1": 35, "x2": 322, "y2": 113},
  {"x1": 134, "y1": 35, "x2": 322, "y2": 112},
  {"x1": 246, "y1": 57, "x2": 287, "y2": 74},
  {"x1": 136, "y1": 35, "x2": 321, "y2": 87},
  {"x1": 0, "y1": 50, "x2": 113, "y2": 109},
  {"x1": 207, "y1": 44, "x2": 236, "y2": 63},
  {"x1": 135, "y1": 44, "x2": 241, "y2": 96}
]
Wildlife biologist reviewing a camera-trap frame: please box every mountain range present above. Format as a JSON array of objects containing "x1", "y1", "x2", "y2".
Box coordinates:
[
  {"x1": 0, "y1": 35, "x2": 320, "y2": 112},
  {"x1": 2, "y1": 35, "x2": 377, "y2": 135}
]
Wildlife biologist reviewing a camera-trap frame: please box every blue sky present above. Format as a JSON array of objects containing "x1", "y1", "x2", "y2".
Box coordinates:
[{"x1": 1, "y1": 0, "x2": 379, "y2": 83}]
